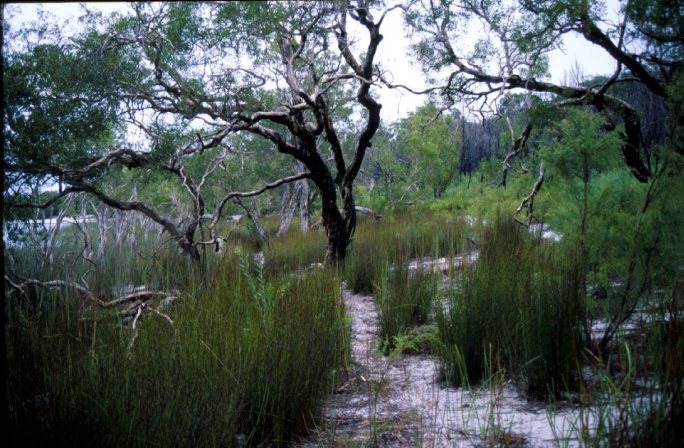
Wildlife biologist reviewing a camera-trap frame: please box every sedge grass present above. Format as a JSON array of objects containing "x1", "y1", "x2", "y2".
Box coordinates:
[
  {"x1": 437, "y1": 215, "x2": 587, "y2": 398},
  {"x1": 375, "y1": 263, "x2": 439, "y2": 354},
  {"x1": 343, "y1": 212, "x2": 468, "y2": 294},
  {"x1": 6, "y1": 226, "x2": 347, "y2": 446}
]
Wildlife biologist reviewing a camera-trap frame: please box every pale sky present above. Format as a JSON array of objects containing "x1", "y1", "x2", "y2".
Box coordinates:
[{"x1": 6, "y1": 2, "x2": 619, "y2": 122}]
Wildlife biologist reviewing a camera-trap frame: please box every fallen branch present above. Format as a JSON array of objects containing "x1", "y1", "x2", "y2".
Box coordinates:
[
  {"x1": 4, "y1": 275, "x2": 27, "y2": 298},
  {"x1": 149, "y1": 307, "x2": 178, "y2": 342},
  {"x1": 4, "y1": 274, "x2": 181, "y2": 359},
  {"x1": 126, "y1": 303, "x2": 145, "y2": 359},
  {"x1": 5, "y1": 275, "x2": 180, "y2": 309},
  {"x1": 5, "y1": 276, "x2": 99, "y2": 304},
  {"x1": 355, "y1": 206, "x2": 383, "y2": 220},
  {"x1": 125, "y1": 303, "x2": 180, "y2": 359},
  {"x1": 113, "y1": 290, "x2": 181, "y2": 309}
]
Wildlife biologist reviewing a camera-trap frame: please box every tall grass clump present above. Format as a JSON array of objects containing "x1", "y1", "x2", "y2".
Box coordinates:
[
  {"x1": 516, "y1": 246, "x2": 586, "y2": 397},
  {"x1": 7, "y1": 240, "x2": 347, "y2": 446},
  {"x1": 436, "y1": 215, "x2": 587, "y2": 398},
  {"x1": 375, "y1": 264, "x2": 439, "y2": 352},
  {"x1": 225, "y1": 253, "x2": 346, "y2": 443},
  {"x1": 436, "y1": 217, "x2": 527, "y2": 386},
  {"x1": 344, "y1": 242, "x2": 391, "y2": 294},
  {"x1": 342, "y1": 216, "x2": 399, "y2": 293},
  {"x1": 395, "y1": 212, "x2": 468, "y2": 260},
  {"x1": 343, "y1": 213, "x2": 467, "y2": 294},
  {"x1": 640, "y1": 286, "x2": 684, "y2": 445},
  {"x1": 265, "y1": 224, "x2": 327, "y2": 273},
  {"x1": 583, "y1": 285, "x2": 684, "y2": 447}
]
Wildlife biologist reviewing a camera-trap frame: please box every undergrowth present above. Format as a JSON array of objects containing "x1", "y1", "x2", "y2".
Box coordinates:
[
  {"x1": 436, "y1": 215, "x2": 587, "y2": 398},
  {"x1": 7, "y1": 239, "x2": 346, "y2": 446}
]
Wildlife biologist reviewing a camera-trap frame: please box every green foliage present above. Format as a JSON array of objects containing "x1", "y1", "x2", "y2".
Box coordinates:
[
  {"x1": 542, "y1": 110, "x2": 621, "y2": 179},
  {"x1": 237, "y1": 249, "x2": 276, "y2": 317},
  {"x1": 6, "y1": 235, "x2": 346, "y2": 446},
  {"x1": 380, "y1": 325, "x2": 441, "y2": 358},
  {"x1": 365, "y1": 123, "x2": 415, "y2": 209},
  {"x1": 369, "y1": 104, "x2": 461, "y2": 204},
  {"x1": 400, "y1": 104, "x2": 461, "y2": 198},
  {"x1": 437, "y1": 216, "x2": 587, "y2": 398},
  {"x1": 538, "y1": 109, "x2": 648, "y2": 286},
  {"x1": 3, "y1": 42, "x2": 118, "y2": 178},
  {"x1": 375, "y1": 264, "x2": 439, "y2": 354}
]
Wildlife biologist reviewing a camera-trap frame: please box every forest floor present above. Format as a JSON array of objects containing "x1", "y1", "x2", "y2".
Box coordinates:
[{"x1": 297, "y1": 254, "x2": 601, "y2": 447}]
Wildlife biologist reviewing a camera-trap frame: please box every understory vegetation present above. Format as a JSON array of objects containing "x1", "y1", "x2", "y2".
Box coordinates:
[
  {"x1": 436, "y1": 216, "x2": 587, "y2": 399},
  {"x1": 7, "y1": 241, "x2": 347, "y2": 446},
  {"x1": 6, "y1": 197, "x2": 683, "y2": 445}
]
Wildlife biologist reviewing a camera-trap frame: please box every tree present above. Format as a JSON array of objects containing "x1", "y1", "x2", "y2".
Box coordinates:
[
  {"x1": 396, "y1": 103, "x2": 461, "y2": 198},
  {"x1": 540, "y1": 109, "x2": 623, "y2": 260},
  {"x1": 364, "y1": 123, "x2": 410, "y2": 207},
  {"x1": 5, "y1": 1, "x2": 398, "y2": 264},
  {"x1": 404, "y1": 0, "x2": 683, "y2": 182},
  {"x1": 3, "y1": 9, "x2": 225, "y2": 263}
]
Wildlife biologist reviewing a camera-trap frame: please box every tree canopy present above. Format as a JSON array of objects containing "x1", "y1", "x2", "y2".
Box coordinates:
[
  {"x1": 4, "y1": 1, "x2": 399, "y2": 263},
  {"x1": 404, "y1": 0, "x2": 682, "y2": 181},
  {"x1": 3, "y1": 0, "x2": 682, "y2": 263}
]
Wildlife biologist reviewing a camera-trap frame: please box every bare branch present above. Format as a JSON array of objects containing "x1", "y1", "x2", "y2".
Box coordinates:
[
  {"x1": 209, "y1": 172, "x2": 312, "y2": 242},
  {"x1": 514, "y1": 162, "x2": 545, "y2": 227},
  {"x1": 335, "y1": 4, "x2": 383, "y2": 192},
  {"x1": 500, "y1": 123, "x2": 533, "y2": 187},
  {"x1": 12, "y1": 187, "x2": 80, "y2": 209},
  {"x1": 58, "y1": 148, "x2": 150, "y2": 178},
  {"x1": 66, "y1": 179, "x2": 184, "y2": 242}
]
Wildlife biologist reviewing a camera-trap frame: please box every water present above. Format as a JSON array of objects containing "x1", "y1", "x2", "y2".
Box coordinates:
[
  {"x1": 3, "y1": 216, "x2": 96, "y2": 248},
  {"x1": 528, "y1": 223, "x2": 563, "y2": 242}
]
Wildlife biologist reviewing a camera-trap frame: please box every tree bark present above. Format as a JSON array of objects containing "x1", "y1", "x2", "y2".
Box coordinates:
[
  {"x1": 297, "y1": 160, "x2": 310, "y2": 232},
  {"x1": 233, "y1": 198, "x2": 271, "y2": 250},
  {"x1": 91, "y1": 201, "x2": 109, "y2": 262},
  {"x1": 276, "y1": 182, "x2": 296, "y2": 237},
  {"x1": 276, "y1": 161, "x2": 310, "y2": 236}
]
